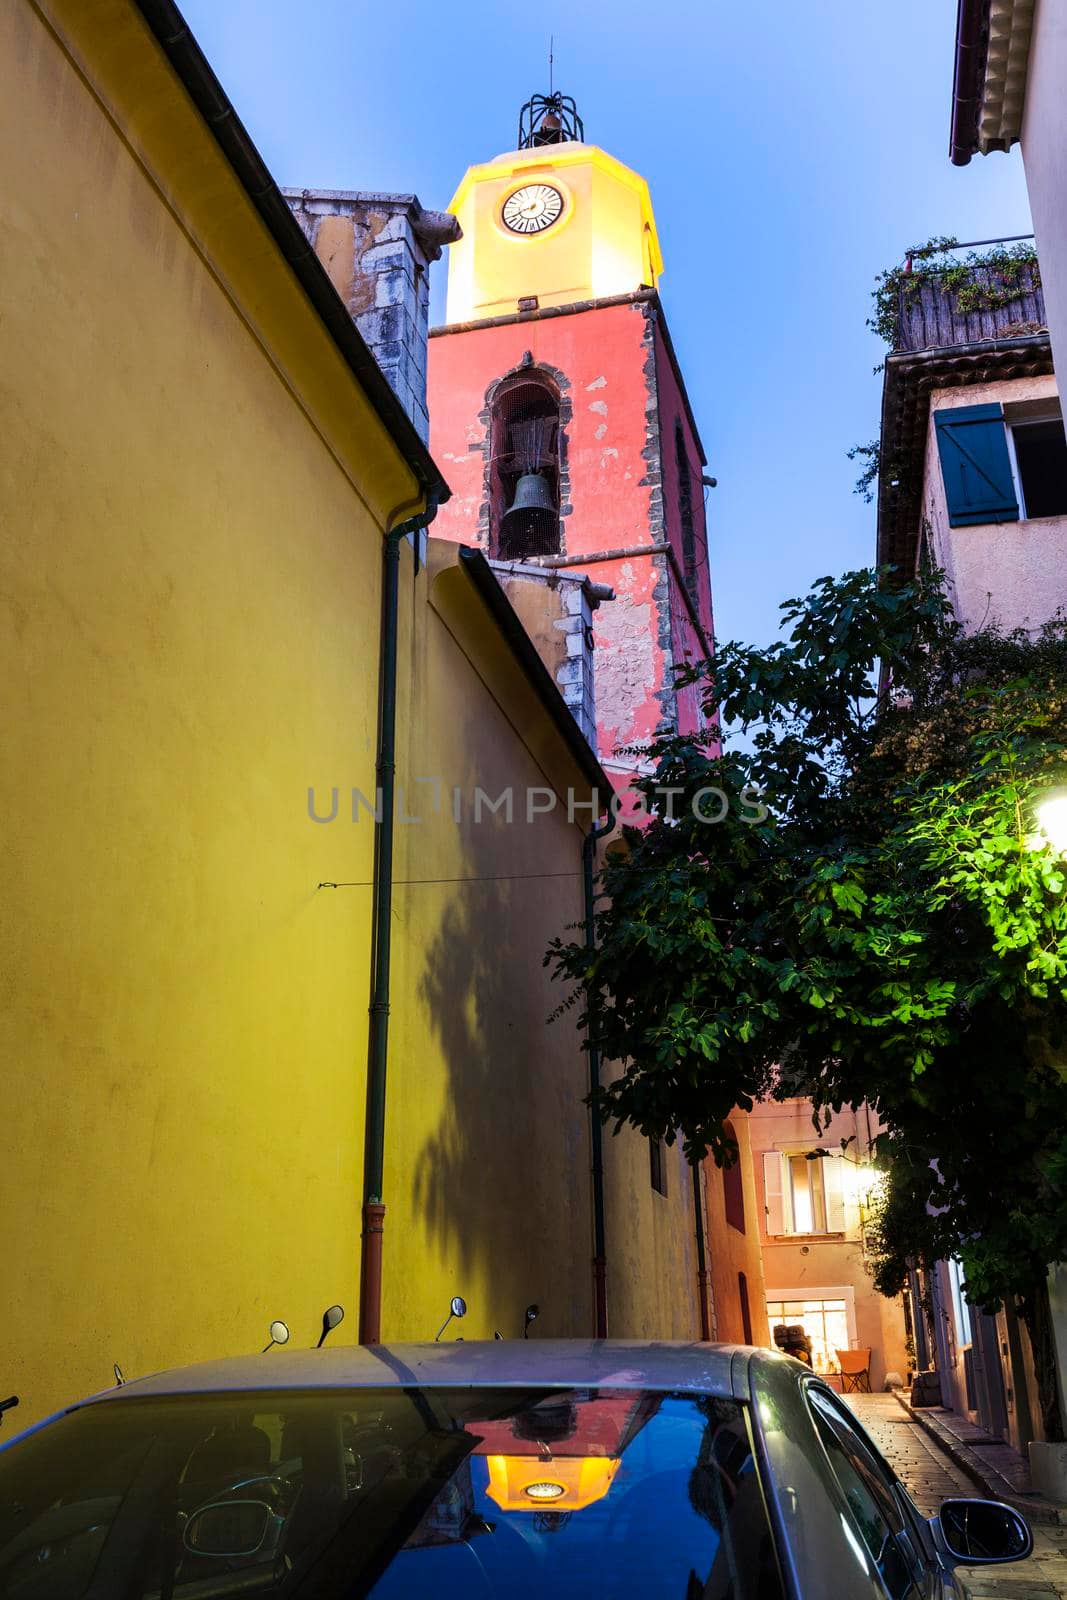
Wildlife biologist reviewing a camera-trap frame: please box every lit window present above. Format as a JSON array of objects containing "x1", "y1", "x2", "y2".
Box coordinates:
[
  {"x1": 766, "y1": 1296, "x2": 851, "y2": 1375},
  {"x1": 947, "y1": 1258, "x2": 973, "y2": 1348},
  {"x1": 762, "y1": 1151, "x2": 848, "y2": 1236}
]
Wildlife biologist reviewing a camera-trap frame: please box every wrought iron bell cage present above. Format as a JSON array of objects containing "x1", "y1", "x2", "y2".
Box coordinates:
[{"x1": 518, "y1": 92, "x2": 585, "y2": 150}]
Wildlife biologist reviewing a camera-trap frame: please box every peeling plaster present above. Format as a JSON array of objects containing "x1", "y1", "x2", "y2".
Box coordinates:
[
  {"x1": 593, "y1": 590, "x2": 657, "y2": 751},
  {"x1": 594, "y1": 423, "x2": 607, "y2": 440},
  {"x1": 588, "y1": 400, "x2": 608, "y2": 416},
  {"x1": 586, "y1": 376, "x2": 607, "y2": 390}
]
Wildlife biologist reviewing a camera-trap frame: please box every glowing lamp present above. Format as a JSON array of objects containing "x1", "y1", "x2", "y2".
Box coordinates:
[
  {"x1": 525, "y1": 1481, "x2": 566, "y2": 1501},
  {"x1": 485, "y1": 1454, "x2": 620, "y2": 1512},
  {"x1": 1034, "y1": 787, "x2": 1067, "y2": 857}
]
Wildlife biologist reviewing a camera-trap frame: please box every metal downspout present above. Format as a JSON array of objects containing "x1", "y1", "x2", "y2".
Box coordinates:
[
  {"x1": 360, "y1": 498, "x2": 438, "y2": 1345},
  {"x1": 583, "y1": 809, "x2": 617, "y2": 1339},
  {"x1": 691, "y1": 1162, "x2": 712, "y2": 1341}
]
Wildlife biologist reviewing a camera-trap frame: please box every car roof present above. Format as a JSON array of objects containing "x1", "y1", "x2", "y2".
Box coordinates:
[{"x1": 81, "y1": 1340, "x2": 757, "y2": 1406}]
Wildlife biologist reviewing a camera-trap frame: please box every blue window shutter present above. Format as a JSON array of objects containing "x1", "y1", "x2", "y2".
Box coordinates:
[{"x1": 934, "y1": 404, "x2": 1019, "y2": 527}]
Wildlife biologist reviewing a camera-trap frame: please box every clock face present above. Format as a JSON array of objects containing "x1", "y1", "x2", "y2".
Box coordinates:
[{"x1": 502, "y1": 184, "x2": 564, "y2": 235}]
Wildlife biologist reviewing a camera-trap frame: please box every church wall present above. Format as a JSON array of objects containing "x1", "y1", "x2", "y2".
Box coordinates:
[
  {"x1": 652, "y1": 320, "x2": 715, "y2": 738},
  {"x1": 427, "y1": 302, "x2": 677, "y2": 781}
]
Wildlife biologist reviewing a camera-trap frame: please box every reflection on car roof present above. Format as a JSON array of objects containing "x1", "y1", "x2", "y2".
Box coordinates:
[{"x1": 80, "y1": 1340, "x2": 757, "y2": 1406}]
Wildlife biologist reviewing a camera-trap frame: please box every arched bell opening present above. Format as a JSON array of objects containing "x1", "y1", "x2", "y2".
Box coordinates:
[{"x1": 488, "y1": 374, "x2": 562, "y2": 562}]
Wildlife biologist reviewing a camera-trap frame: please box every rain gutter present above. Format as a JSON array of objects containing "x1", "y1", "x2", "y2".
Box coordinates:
[
  {"x1": 692, "y1": 1164, "x2": 712, "y2": 1340},
  {"x1": 360, "y1": 500, "x2": 440, "y2": 1345},
  {"x1": 583, "y1": 811, "x2": 617, "y2": 1340},
  {"x1": 950, "y1": 0, "x2": 988, "y2": 165}
]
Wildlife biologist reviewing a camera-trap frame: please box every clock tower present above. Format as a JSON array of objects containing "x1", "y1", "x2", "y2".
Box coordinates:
[{"x1": 428, "y1": 93, "x2": 715, "y2": 797}]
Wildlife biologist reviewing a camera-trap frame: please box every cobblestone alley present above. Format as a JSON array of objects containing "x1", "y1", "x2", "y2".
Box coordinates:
[{"x1": 847, "y1": 1394, "x2": 1067, "y2": 1600}]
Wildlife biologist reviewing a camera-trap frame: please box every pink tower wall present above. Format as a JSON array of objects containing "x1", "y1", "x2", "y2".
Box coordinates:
[{"x1": 427, "y1": 299, "x2": 713, "y2": 783}]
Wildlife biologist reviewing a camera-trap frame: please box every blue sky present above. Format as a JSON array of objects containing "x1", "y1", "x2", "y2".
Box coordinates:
[{"x1": 179, "y1": 0, "x2": 1032, "y2": 649}]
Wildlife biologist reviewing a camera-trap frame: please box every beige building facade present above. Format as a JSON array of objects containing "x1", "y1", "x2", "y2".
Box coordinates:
[{"x1": 747, "y1": 1101, "x2": 909, "y2": 1393}]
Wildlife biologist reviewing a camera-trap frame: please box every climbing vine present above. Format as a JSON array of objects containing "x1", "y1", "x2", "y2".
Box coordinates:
[
  {"x1": 847, "y1": 439, "x2": 880, "y2": 503},
  {"x1": 849, "y1": 236, "x2": 1041, "y2": 503},
  {"x1": 868, "y1": 234, "x2": 1041, "y2": 350}
]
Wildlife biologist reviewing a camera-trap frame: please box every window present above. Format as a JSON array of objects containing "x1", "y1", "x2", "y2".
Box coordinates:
[
  {"x1": 722, "y1": 1121, "x2": 746, "y2": 1233},
  {"x1": 1010, "y1": 414, "x2": 1067, "y2": 518},
  {"x1": 649, "y1": 1137, "x2": 668, "y2": 1196},
  {"x1": 738, "y1": 1272, "x2": 753, "y2": 1344},
  {"x1": 675, "y1": 421, "x2": 698, "y2": 596},
  {"x1": 489, "y1": 374, "x2": 561, "y2": 560},
  {"x1": 762, "y1": 1150, "x2": 847, "y2": 1235},
  {"x1": 807, "y1": 1387, "x2": 925, "y2": 1600},
  {"x1": 947, "y1": 1257, "x2": 973, "y2": 1349},
  {"x1": 0, "y1": 1386, "x2": 786, "y2": 1600},
  {"x1": 935, "y1": 400, "x2": 1067, "y2": 527},
  {"x1": 766, "y1": 1296, "x2": 851, "y2": 1375}
]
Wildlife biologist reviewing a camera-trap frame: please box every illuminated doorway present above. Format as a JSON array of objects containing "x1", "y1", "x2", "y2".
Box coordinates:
[{"x1": 766, "y1": 1289, "x2": 857, "y2": 1375}]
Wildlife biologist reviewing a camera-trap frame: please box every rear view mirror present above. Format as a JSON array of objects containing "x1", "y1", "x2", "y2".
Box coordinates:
[
  {"x1": 317, "y1": 1305, "x2": 345, "y2": 1348},
  {"x1": 938, "y1": 1499, "x2": 1033, "y2": 1565},
  {"x1": 435, "y1": 1296, "x2": 468, "y2": 1341},
  {"x1": 184, "y1": 1499, "x2": 272, "y2": 1558}
]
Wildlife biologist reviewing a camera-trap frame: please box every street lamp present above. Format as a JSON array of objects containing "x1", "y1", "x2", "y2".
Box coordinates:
[{"x1": 1033, "y1": 786, "x2": 1067, "y2": 856}]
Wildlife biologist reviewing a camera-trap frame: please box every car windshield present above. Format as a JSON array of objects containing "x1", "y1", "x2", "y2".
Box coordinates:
[{"x1": 0, "y1": 1384, "x2": 782, "y2": 1599}]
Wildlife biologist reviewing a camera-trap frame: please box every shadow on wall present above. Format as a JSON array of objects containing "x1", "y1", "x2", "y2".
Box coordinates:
[{"x1": 411, "y1": 874, "x2": 591, "y2": 1339}]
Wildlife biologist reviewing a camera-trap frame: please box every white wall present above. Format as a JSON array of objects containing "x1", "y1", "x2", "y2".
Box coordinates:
[{"x1": 1021, "y1": 0, "x2": 1067, "y2": 384}]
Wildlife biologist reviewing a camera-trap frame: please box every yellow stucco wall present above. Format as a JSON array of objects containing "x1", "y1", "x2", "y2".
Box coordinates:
[
  {"x1": 383, "y1": 542, "x2": 596, "y2": 1340},
  {"x1": 602, "y1": 1128, "x2": 704, "y2": 1341},
  {"x1": 1, "y1": 0, "x2": 420, "y2": 1423},
  {"x1": 2, "y1": 0, "x2": 704, "y2": 1425},
  {"x1": 380, "y1": 544, "x2": 707, "y2": 1345},
  {"x1": 703, "y1": 1115, "x2": 772, "y2": 1348}
]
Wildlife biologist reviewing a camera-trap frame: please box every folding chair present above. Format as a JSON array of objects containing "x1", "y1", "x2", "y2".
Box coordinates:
[{"x1": 836, "y1": 1348, "x2": 872, "y2": 1393}]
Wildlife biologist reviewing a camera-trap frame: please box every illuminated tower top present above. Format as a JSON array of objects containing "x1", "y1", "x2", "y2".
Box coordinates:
[{"x1": 443, "y1": 93, "x2": 663, "y2": 326}]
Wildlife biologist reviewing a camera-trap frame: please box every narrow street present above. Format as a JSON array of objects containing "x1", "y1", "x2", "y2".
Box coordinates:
[{"x1": 848, "y1": 1395, "x2": 1067, "y2": 1600}]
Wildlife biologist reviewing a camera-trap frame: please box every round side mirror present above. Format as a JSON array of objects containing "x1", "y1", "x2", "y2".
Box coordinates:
[
  {"x1": 317, "y1": 1305, "x2": 345, "y2": 1348},
  {"x1": 435, "y1": 1296, "x2": 469, "y2": 1341},
  {"x1": 262, "y1": 1320, "x2": 290, "y2": 1353},
  {"x1": 524, "y1": 1304, "x2": 539, "y2": 1339},
  {"x1": 938, "y1": 1499, "x2": 1033, "y2": 1565}
]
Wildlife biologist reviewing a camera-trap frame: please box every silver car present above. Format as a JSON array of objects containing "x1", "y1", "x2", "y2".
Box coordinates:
[{"x1": 0, "y1": 1341, "x2": 1033, "y2": 1598}]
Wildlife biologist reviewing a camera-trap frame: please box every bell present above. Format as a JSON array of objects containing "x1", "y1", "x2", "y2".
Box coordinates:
[
  {"x1": 533, "y1": 110, "x2": 563, "y2": 145},
  {"x1": 499, "y1": 473, "x2": 558, "y2": 560}
]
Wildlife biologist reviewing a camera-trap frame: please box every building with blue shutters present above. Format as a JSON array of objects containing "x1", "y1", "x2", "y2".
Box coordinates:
[
  {"x1": 875, "y1": 240, "x2": 1067, "y2": 1462},
  {"x1": 877, "y1": 245, "x2": 1067, "y2": 633}
]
